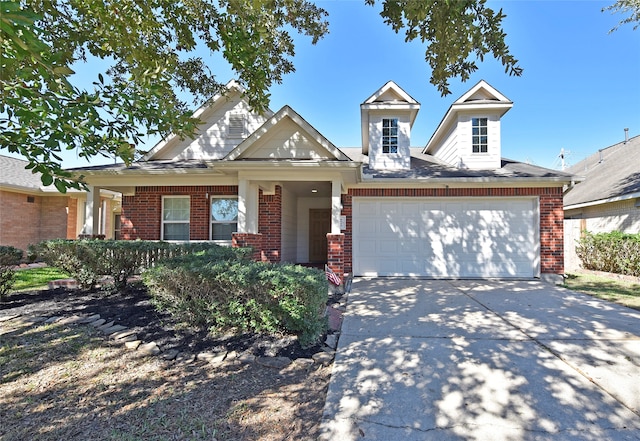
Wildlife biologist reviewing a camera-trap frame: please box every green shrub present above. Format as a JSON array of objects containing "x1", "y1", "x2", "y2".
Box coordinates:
[
  {"x1": 576, "y1": 231, "x2": 640, "y2": 277},
  {"x1": 0, "y1": 245, "x2": 22, "y2": 301},
  {"x1": 36, "y1": 240, "x2": 249, "y2": 291},
  {"x1": 143, "y1": 251, "x2": 328, "y2": 347}
]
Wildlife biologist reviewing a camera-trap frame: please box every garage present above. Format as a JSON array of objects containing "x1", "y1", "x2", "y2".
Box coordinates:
[{"x1": 352, "y1": 197, "x2": 539, "y2": 278}]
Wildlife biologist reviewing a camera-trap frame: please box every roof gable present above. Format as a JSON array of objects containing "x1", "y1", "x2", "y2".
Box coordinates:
[
  {"x1": 423, "y1": 80, "x2": 513, "y2": 157},
  {"x1": 143, "y1": 80, "x2": 273, "y2": 161},
  {"x1": 362, "y1": 80, "x2": 420, "y2": 105},
  {"x1": 225, "y1": 106, "x2": 351, "y2": 161},
  {"x1": 455, "y1": 80, "x2": 511, "y2": 104}
]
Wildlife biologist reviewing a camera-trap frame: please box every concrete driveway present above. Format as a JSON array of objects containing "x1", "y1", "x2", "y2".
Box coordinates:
[{"x1": 319, "y1": 279, "x2": 640, "y2": 440}]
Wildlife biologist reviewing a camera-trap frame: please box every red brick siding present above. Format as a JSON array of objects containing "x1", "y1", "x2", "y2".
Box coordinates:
[
  {"x1": 327, "y1": 234, "x2": 345, "y2": 282},
  {"x1": 0, "y1": 190, "x2": 70, "y2": 253},
  {"x1": 120, "y1": 186, "x2": 238, "y2": 240},
  {"x1": 344, "y1": 187, "x2": 564, "y2": 276},
  {"x1": 258, "y1": 186, "x2": 282, "y2": 263},
  {"x1": 66, "y1": 198, "x2": 78, "y2": 239},
  {"x1": 232, "y1": 233, "x2": 263, "y2": 261}
]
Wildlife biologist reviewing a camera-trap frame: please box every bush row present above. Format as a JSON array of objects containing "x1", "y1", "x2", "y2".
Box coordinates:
[
  {"x1": 143, "y1": 251, "x2": 328, "y2": 347},
  {"x1": 576, "y1": 231, "x2": 640, "y2": 277},
  {"x1": 35, "y1": 240, "x2": 250, "y2": 290},
  {"x1": 0, "y1": 245, "x2": 23, "y2": 301}
]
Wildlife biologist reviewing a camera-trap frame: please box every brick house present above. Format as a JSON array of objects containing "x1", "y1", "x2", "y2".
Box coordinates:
[
  {"x1": 0, "y1": 155, "x2": 121, "y2": 253},
  {"x1": 563, "y1": 133, "x2": 640, "y2": 271},
  {"x1": 72, "y1": 80, "x2": 573, "y2": 283}
]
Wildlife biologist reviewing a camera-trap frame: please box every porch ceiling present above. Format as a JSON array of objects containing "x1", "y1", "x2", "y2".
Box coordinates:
[{"x1": 282, "y1": 181, "x2": 331, "y2": 197}]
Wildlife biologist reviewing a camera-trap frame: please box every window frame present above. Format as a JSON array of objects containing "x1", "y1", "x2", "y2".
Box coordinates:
[
  {"x1": 161, "y1": 195, "x2": 190, "y2": 241},
  {"x1": 472, "y1": 117, "x2": 488, "y2": 153},
  {"x1": 382, "y1": 118, "x2": 399, "y2": 154},
  {"x1": 209, "y1": 196, "x2": 239, "y2": 244}
]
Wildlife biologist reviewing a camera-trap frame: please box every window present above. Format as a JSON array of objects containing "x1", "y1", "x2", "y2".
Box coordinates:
[
  {"x1": 228, "y1": 114, "x2": 245, "y2": 138},
  {"x1": 211, "y1": 197, "x2": 238, "y2": 241},
  {"x1": 382, "y1": 118, "x2": 398, "y2": 153},
  {"x1": 162, "y1": 196, "x2": 190, "y2": 240},
  {"x1": 472, "y1": 117, "x2": 488, "y2": 153}
]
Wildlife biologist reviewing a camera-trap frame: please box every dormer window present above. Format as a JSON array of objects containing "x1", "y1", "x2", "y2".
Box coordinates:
[
  {"x1": 382, "y1": 118, "x2": 398, "y2": 153},
  {"x1": 472, "y1": 117, "x2": 488, "y2": 153}
]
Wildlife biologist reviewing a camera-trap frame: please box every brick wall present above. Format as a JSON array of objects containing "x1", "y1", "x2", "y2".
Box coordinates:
[
  {"x1": 120, "y1": 186, "x2": 237, "y2": 240},
  {"x1": 67, "y1": 198, "x2": 78, "y2": 239},
  {"x1": 258, "y1": 186, "x2": 282, "y2": 263},
  {"x1": 0, "y1": 190, "x2": 70, "y2": 253},
  {"x1": 345, "y1": 187, "x2": 565, "y2": 276},
  {"x1": 327, "y1": 234, "x2": 345, "y2": 282},
  {"x1": 232, "y1": 233, "x2": 263, "y2": 261}
]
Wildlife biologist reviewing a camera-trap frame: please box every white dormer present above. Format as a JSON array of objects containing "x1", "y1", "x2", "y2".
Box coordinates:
[
  {"x1": 423, "y1": 80, "x2": 512, "y2": 170},
  {"x1": 361, "y1": 81, "x2": 420, "y2": 170}
]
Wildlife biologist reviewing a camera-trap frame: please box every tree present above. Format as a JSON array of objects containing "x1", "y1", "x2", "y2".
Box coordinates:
[
  {"x1": 603, "y1": 0, "x2": 640, "y2": 31},
  {"x1": 1, "y1": 0, "x2": 521, "y2": 191}
]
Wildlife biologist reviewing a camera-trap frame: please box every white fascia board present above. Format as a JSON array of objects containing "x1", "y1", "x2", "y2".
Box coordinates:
[
  {"x1": 358, "y1": 176, "x2": 573, "y2": 187},
  {"x1": 564, "y1": 191, "x2": 640, "y2": 210}
]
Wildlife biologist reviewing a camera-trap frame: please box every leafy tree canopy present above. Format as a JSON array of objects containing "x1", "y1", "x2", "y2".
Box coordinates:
[
  {"x1": 603, "y1": 0, "x2": 640, "y2": 31},
  {"x1": 1, "y1": 0, "x2": 522, "y2": 191}
]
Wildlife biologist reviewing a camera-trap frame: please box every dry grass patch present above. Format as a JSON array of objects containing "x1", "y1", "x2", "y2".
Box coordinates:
[{"x1": 0, "y1": 318, "x2": 330, "y2": 441}]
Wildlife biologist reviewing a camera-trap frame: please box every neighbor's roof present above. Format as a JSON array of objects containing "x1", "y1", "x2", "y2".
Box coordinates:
[
  {"x1": 564, "y1": 135, "x2": 640, "y2": 208},
  {"x1": 0, "y1": 154, "x2": 48, "y2": 191}
]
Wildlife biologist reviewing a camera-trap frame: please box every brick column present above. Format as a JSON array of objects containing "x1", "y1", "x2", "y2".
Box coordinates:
[
  {"x1": 327, "y1": 233, "x2": 345, "y2": 283},
  {"x1": 232, "y1": 233, "x2": 263, "y2": 261}
]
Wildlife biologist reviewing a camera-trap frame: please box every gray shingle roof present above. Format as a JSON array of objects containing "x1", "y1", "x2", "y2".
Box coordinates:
[
  {"x1": 564, "y1": 135, "x2": 640, "y2": 207},
  {"x1": 0, "y1": 154, "x2": 45, "y2": 190}
]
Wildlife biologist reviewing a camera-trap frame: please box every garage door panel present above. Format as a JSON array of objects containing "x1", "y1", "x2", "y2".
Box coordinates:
[{"x1": 353, "y1": 198, "x2": 538, "y2": 278}]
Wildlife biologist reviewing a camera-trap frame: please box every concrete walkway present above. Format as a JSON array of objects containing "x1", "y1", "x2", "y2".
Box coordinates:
[{"x1": 319, "y1": 279, "x2": 640, "y2": 440}]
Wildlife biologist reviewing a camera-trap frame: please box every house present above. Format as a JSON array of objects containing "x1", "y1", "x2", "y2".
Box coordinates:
[
  {"x1": 71, "y1": 80, "x2": 573, "y2": 283},
  {"x1": 0, "y1": 154, "x2": 121, "y2": 253},
  {"x1": 563, "y1": 133, "x2": 640, "y2": 271}
]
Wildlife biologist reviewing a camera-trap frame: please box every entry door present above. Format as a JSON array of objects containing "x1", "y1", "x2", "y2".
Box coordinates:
[{"x1": 309, "y1": 209, "x2": 331, "y2": 263}]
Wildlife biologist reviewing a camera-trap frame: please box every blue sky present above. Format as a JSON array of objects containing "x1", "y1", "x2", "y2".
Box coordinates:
[{"x1": 8, "y1": 0, "x2": 640, "y2": 170}]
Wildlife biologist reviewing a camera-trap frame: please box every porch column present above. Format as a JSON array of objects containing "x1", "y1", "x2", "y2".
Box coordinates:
[
  {"x1": 238, "y1": 179, "x2": 259, "y2": 234},
  {"x1": 82, "y1": 185, "x2": 101, "y2": 236},
  {"x1": 331, "y1": 179, "x2": 342, "y2": 234}
]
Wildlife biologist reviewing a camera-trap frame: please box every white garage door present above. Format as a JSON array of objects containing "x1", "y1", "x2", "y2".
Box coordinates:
[{"x1": 353, "y1": 197, "x2": 539, "y2": 278}]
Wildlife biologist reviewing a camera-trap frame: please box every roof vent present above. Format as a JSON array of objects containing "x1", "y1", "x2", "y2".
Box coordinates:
[{"x1": 624, "y1": 127, "x2": 629, "y2": 144}]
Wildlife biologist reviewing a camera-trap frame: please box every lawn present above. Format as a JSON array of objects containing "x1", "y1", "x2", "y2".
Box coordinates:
[
  {"x1": 565, "y1": 270, "x2": 640, "y2": 310},
  {"x1": 11, "y1": 267, "x2": 69, "y2": 291}
]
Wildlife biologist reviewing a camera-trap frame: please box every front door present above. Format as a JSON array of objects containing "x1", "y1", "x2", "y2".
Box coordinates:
[{"x1": 309, "y1": 209, "x2": 331, "y2": 263}]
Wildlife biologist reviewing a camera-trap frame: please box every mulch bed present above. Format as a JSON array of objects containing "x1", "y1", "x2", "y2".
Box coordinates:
[{"x1": 1, "y1": 284, "x2": 325, "y2": 360}]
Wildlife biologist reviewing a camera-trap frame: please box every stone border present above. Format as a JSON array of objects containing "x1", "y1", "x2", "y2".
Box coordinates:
[{"x1": 0, "y1": 308, "x2": 343, "y2": 369}]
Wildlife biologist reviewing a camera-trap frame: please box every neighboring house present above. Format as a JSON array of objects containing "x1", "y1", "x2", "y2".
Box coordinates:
[
  {"x1": 0, "y1": 154, "x2": 121, "y2": 252},
  {"x1": 563, "y1": 134, "x2": 640, "y2": 271},
  {"x1": 71, "y1": 80, "x2": 573, "y2": 282}
]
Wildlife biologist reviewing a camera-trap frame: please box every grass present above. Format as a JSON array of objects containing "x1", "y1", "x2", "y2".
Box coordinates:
[
  {"x1": 11, "y1": 266, "x2": 70, "y2": 291},
  {"x1": 565, "y1": 271, "x2": 640, "y2": 311}
]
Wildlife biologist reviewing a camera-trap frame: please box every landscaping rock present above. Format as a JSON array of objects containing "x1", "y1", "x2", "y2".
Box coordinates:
[
  {"x1": 238, "y1": 352, "x2": 256, "y2": 364},
  {"x1": 89, "y1": 318, "x2": 106, "y2": 328},
  {"x1": 162, "y1": 349, "x2": 180, "y2": 361},
  {"x1": 125, "y1": 340, "x2": 141, "y2": 350},
  {"x1": 78, "y1": 314, "x2": 101, "y2": 324},
  {"x1": 0, "y1": 314, "x2": 21, "y2": 322},
  {"x1": 45, "y1": 316, "x2": 62, "y2": 324},
  {"x1": 175, "y1": 352, "x2": 196, "y2": 364},
  {"x1": 324, "y1": 334, "x2": 339, "y2": 350},
  {"x1": 312, "y1": 352, "x2": 334, "y2": 366},
  {"x1": 138, "y1": 342, "x2": 161, "y2": 355},
  {"x1": 110, "y1": 329, "x2": 137, "y2": 340},
  {"x1": 97, "y1": 321, "x2": 115, "y2": 332},
  {"x1": 102, "y1": 325, "x2": 127, "y2": 335},
  {"x1": 57, "y1": 315, "x2": 86, "y2": 325},
  {"x1": 256, "y1": 356, "x2": 291, "y2": 369}
]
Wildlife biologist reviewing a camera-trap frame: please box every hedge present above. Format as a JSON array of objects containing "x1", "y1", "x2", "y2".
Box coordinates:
[
  {"x1": 35, "y1": 240, "x2": 250, "y2": 290},
  {"x1": 0, "y1": 245, "x2": 23, "y2": 301},
  {"x1": 143, "y1": 251, "x2": 328, "y2": 347},
  {"x1": 575, "y1": 231, "x2": 640, "y2": 277}
]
